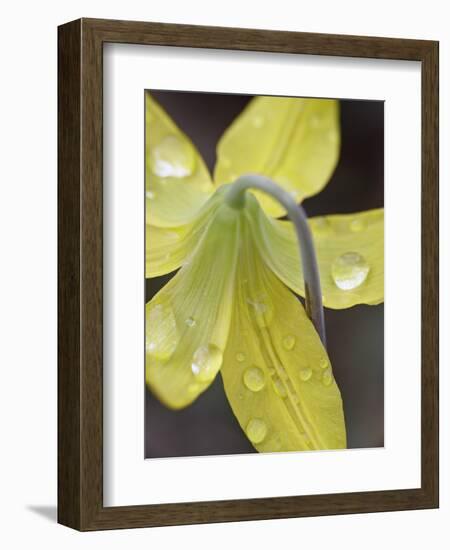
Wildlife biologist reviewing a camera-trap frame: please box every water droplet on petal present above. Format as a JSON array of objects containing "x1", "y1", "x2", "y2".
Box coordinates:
[
  {"x1": 246, "y1": 418, "x2": 268, "y2": 444},
  {"x1": 252, "y1": 114, "x2": 265, "y2": 128},
  {"x1": 319, "y1": 358, "x2": 329, "y2": 370},
  {"x1": 331, "y1": 252, "x2": 370, "y2": 290},
  {"x1": 299, "y1": 367, "x2": 312, "y2": 382},
  {"x1": 272, "y1": 377, "x2": 287, "y2": 398},
  {"x1": 185, "y1": 317, "x2": 196, "y2": 328},
  {"x1": 191, "y1": 344, "x2": 223, "y2": 382},
  {"x1": 243, "y1": 366, "x2": 266, "y2": 392},
  {"x1": 278, "y1": 366, "x2": 288, "y2": 380},
  {"x1": 314, "y1": 217, "x2": 331, "y2": 235},
  {"x1": 151, "y1": 135, "x2": 195, "y2": 178},
  {"x1": 247, "y1": 298, "x2": 273, "y2": 328},
  {"x1": 283, "y1": 335, "x2": 296, "y2": 350},
  {"x1": 146, "y1": 303, "x2": 178, "y2": 360},
  {"x1": 236, "y1": 352, "x2": 246, "y2": 363},
  {"x1": 350, "y1": 218, "x2": 366, "y2": 232},
  {"x1": 322, "y1": 369, "x2": 333, "y2": 387}
]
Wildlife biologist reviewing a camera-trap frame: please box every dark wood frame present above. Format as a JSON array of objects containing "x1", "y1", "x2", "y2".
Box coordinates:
[{"x1": 58, "y1": 17, "x2": 439, "y2": 531}]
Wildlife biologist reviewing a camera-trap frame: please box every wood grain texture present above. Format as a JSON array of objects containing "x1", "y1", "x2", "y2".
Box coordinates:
[
  {"x1": 57, "y1": 18, "x2": 439, "y2": 531},
  {"x1": 57, "y1": 19, "x2": 82, "y2": 529}
]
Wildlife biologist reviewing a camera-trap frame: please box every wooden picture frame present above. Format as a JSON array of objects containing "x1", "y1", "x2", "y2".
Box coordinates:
[{"x1": 58, "y1": 18, "x2": 439, "y2": 531}]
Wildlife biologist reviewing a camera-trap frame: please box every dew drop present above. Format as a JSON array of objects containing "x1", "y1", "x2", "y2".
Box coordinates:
[
  {"x1": 151, "y1": 135, "x2": 195, "y2": 178},
  {"x1": 322, "y1": 369, "x2": 333, "y2": 387},
  {"x1": 236, "y1": 352, "x2": 246, "y2": 363},
  {"x1": 350, "y1": 218, "x2": 366, "y2": 232},
  {"x1": 185, "y1": 317, "x2": 196, "y2": 328},
  {"x1": 272, "y1": 377, "x2": 287, "y2": 398},
  {"x1": 319, "y1": 358, "x2": 329, "y2": 370},
  {"x1": 191, "y1": 344, "x2": 223, "y2": 382},
  {"x1": 299, "y1": 367, "x2": 312, "y2": 382},
  {"x1": 246, "y1": 418, "x2": 268, "y2": 444},
  {"x1": 314, "y1": 217, "x2": 331, "y2": 235},
  {"x1": 146, "y1": 303, "x2": 178, "y2": 360},
  {"x1": 243, "y1": 366, "x2": 266, "y2": 392},
  {"x1": 278, "y1": 366, "x2": 288, "y2": 380},
  {"x1": 283, "y1": 335, "x2": 296, "y2": 351},
  {"x1": 331, "y1": 252, "x2": 370, "y2": 290},
  {"x1": 252, "y1": 114, "x2": 265, "y2": 128},
  {"x1": 247, "y1": 298, "x2": 273, "y2": 328}
]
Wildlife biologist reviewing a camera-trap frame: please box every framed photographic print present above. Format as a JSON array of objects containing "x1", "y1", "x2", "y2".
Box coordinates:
[{"x1": 58, "y1": 18, "x2": 439, "y2": 530}]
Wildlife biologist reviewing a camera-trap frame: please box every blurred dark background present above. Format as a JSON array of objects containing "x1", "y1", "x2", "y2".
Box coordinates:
[{"x1": 145, "y1": 91, "x2": 384, "y2": 458}]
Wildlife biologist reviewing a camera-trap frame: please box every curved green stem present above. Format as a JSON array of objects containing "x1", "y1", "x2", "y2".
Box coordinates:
[{"x1": 226, "y1": 174, "x2": 327, "y2": 347}]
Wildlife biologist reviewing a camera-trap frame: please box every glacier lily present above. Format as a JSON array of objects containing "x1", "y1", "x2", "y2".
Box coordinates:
[{"x1": 145, "y1": 93, "x2": 384, "y2": 452}]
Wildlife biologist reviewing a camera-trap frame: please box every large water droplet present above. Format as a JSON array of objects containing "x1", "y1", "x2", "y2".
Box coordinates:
[
  {"x1": 151, "y1": 135, "x2": 195, "y2": 178},
  {"x1": 146, "y1": 303, "x2": 178, "y2": 360},
  {"x1": 349, "y1": 218, "x2": 366, "y2": 232},
  {"x1": 272, "y1": 377, "x2": 287, "y2": 398},
  {"x1": 283, "y1": 335, "x2": 296, "y2": 351},
  {"x1": 247, "y1": 298, "x2": 273, "y2": 328},
  {"x1": 191, "y1": 344, "x2": 223, "y2": 382},
  {"x1": 322, "y1": 369, "x2": 333, "y2": 387},
  {"x1": 243, "y1": 366, "x2": 266, "y2": 392},
  {"x1": 246, "y1": 418, "x2": 268, "y2": 444},
  {"x1": 331, "y1": 252, "x2": 370, "y2": 290},
  {"x1": 299, "y1": 367, "x2": 312, "y2": 382},
  {"x1": 185, "y1": 317, "x2": 196, "y2": 328},
  {"x1": 236, "y1": 352, "x2": 246, "y2": 363}
]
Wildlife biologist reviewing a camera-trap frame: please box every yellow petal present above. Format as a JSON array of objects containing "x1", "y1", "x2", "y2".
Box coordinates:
[
  {"x1": 146, "y1": 93, "x2": 214, "y2": 227},
  {"x1": 214, "y1": 96, "x2": 340, "y2": 218},
  {"x1": 221, "y1": 222, "x2": 346, "y2": 452},
  {"x1": 146, "y1": 204, "x2": 241, "y2": 409},
  {"x1": 252, "y1": 207, "x2": 384, "y2": 309},
  {"x1": 146, "y1": 192, "x2": 223, "y2": 278}
]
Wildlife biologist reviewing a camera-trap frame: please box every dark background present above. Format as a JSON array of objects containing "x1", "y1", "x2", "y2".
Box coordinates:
[{"x1": 145, "y1": 91, "x2": 384, "y2": 458}]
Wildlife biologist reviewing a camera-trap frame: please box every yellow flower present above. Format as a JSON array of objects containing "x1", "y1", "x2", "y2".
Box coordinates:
[{"x1": 145, "y1": 93, "x2": 384, "y2": 452}]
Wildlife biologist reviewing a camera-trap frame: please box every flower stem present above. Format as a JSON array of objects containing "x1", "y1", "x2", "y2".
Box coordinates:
[{"x1": 226, "y1": 174, "x2": 327, "y2": 348}]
